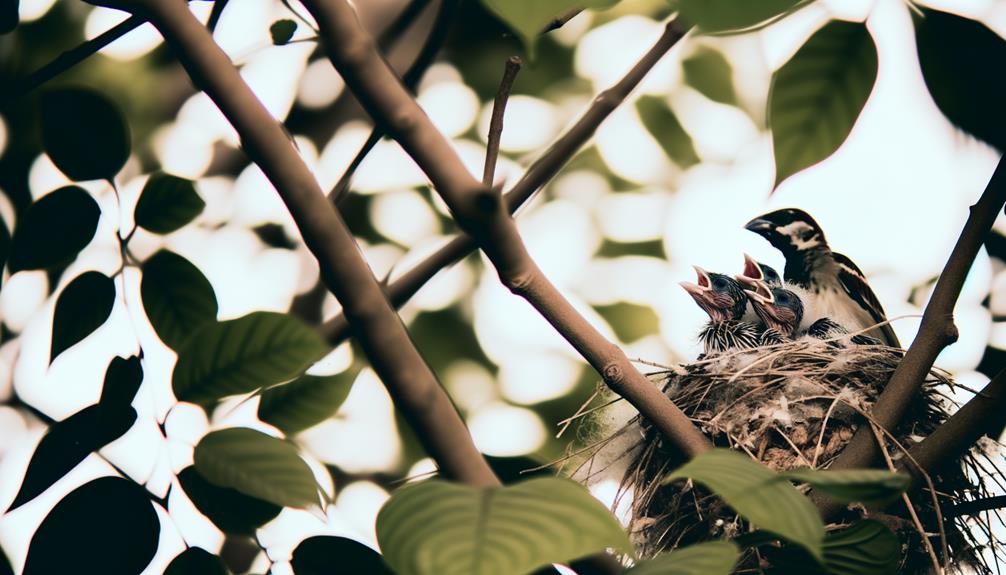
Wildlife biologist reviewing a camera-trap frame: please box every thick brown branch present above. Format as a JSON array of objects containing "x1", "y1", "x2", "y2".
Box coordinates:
[
  {"x1": 124, "y1": 0, "x2": 498, "y2": 488},
  {"x1": 819, "y1": 155, "x2": 1006, "y2": 517},
  {"x1": 483, "y1": 56, "x2": 522, "y2": 186},
  {"x1": 304, "y1": 0, "x2": 709, "y2": 459}
]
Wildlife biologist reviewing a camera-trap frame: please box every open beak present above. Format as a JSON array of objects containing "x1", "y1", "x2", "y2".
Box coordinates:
[
  {"x1": 740, "y1": 279, "x2": 773, "y2": 306},
  {"x1": 741, "y1": 253, "x2": 762, "y2": 280},
  {"x1": 680, "y1": 266, "x2": 713, "y2": 301}
]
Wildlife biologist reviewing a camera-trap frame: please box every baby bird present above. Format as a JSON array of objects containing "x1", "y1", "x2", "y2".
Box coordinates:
[
  {"x1": 743, "y1": 281, "x2": 804, "y2": 342},
  {"x1": 680, "y1": 267, "x2": 762, "y2": 354}
]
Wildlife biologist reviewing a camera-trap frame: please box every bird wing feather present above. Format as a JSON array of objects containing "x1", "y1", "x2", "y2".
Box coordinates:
[{"x1": 833, "y1": 252, "x2": 901, "y2": 347}]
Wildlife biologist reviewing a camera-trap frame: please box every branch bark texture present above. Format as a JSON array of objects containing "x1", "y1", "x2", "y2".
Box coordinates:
[
  {"x1": 303, "y1": 0, "x2": 710, "y2": 459},
  {"x1": 129, "y1": 0, "x2": 498, "y2": 487}
]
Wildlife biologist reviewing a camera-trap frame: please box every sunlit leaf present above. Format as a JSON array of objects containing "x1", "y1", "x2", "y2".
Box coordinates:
[
  {"x1": 625, "y1": 541, "x2": 739, "y2": 575},
  {"x1": 23, "y1": 477, "x2": 159, "y2": 574},
  {"x1": 7, "y1": 403, "x2": 136, "y2": 511},
  {"x1": 291, "y1": 536, "x2": 393, "y2": 575},
  {"x1": 782, "y1": 468, "x2": 910, "y2": 506},
  {"x1": 0, "y1": 0, "x2": 18, "y2": 34},
  {"x1": 679, "y1": 0, "x2": 802, "y2": 33},
  {"x1": 682, "y1": 47, "x2": 737, "y2": 105},
  {"x1": 916, "y1": 8, "x2": 1006, "y2": 151},
  {"x1": 635, "y1": 96, "x2": 700, "y2": 169},
  {"x1": 39, "y1": 87, "x2": 130, "y2": 182},
  {"x1": 164, "y1": 547, "x2": 229, "y2": 575},
  {"x1": 480, "y1": 0, "x2": 622, "y2": 58},
  {"x1": 50, "y1": 271, "x2": 116, "y2": 364},
  {"x1": 178, "y1": 466, "x2": 281, "y2": 536},
  {"x1": 270, "y1": 19, "x2": 297, "y2": 45},
  {"x1": 594, "y1": 302, "x2": 660, "y2": 343},
  {"x1": 822, "y1": 520, "x2": 899, "y2": 575},
  {"x1": 376, "y1": 477, "x2": 632, "y2": 575},
  {"x1": 665, "y1": 449, "x2": 824, "y2": 561},
  {"x1": 194, "y1": 427, "x2": 321, "y2": 509},
  {"x1": 9, "y1": 185, "x2": 100, "y2": 272},
  {"x1": 141, "y1": 249, "x2": 217, "y2": 350},
  {"x1": 258, "y1": 365, "x2": 361, "y2": 435},
  {"x1": 134, "y1": 173, "x2": 205, "y2": 234},
  {"x1": 98, "y1": 355, "x2": 143, "y2": 410},
  {"x1": 769, "y1": 21, "x2": 877, "y2": 188},
  {"x1": 172, "y1": 311, "x2": 328, "y2": 406}
]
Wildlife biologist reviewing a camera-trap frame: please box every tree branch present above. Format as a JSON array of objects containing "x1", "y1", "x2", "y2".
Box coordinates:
[
  {"x1": 321, "y1": 13, "x2": 692, "y2": 347},
  {"x1": 119, "y1": 0, "x2": 498, "y2": 487},
  {"x1": 483, "y1": 56, "x2": 521, "y2": 186},
  {"x1": 303, "y1": 0, "x2": 709, "y2": 459},
  {"x1": 828, "y1": 156, "x2": 1006, "y2": 473}
]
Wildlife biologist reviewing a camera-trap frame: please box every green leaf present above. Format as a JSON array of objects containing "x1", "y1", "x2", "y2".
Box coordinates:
[
  {"x1": 376, "y1": 477, "x2": 632, "y2": 575},
  {"x1": 665, "y1": 449, "x2": 825, "y2": 562},
  {"x1": 594, "y1": 302, "x2": 660, "y2": 343},
  {"x1": 682, "y1": 47, "x2": 737, "y2": 105},
  {"x1": 480, "y1": 0, "x2": 622, "y2": 58},
  {"x1": 258, "y1": 365, "x2": 361, "y2": 435},
  {"x1": 822, "y1": 520, "x2": 899, "y2": 575},
  {"x1": 291, "y1": 536, "x2": 394, "y2": 575},
  {"x1": 635, "y1": 96, "x2": 700, "y2": 169},
  {"x1": 164, "y1": 547, "x2": 229, "y2": 575},
  {"x1": 768, "y1": 21, "x2": 877, "y2": 188},
  {"x1": 194, "y1": 427, "x2": 321, "y2": 509},
  {"x1": 98, "y1": 355, "x2": 144, "y2": 410},
  {"x1": 141, "y1": 249, "x2": 217, "y2": 349},
  {"x1": 172, "y1": 311, "x2": 328, "y2": 406},
  {"x1": 625, "y1": 541, "x2": 739, "y2": 575},
  {"x1": 680, "y1": 0, "x2": 802, "y2": 33},
  {"x1": 39, "y1": 87, "x2": 130, "y2": 182},
  {"x1": 270, "y1": 19, "x2": 297, "y2": 45},
  {"x1": 50, "y1": 271, "x2": 116, "y2": 364},
  {"x1": 178, "y1": 466, "x2": 282, "y2": 536},
  {"x1": 9, "y1": 185, "x2": 100, "y2": 272},
  {"x1": 782, "y1": 468, "x2": 910, "y2": 506},
  {"x1": 134, "y1": 173, "x2": 205, "y2": 234},
  {"x1": 916, "y1": 9, "x2": 1006, "y2": 151}
]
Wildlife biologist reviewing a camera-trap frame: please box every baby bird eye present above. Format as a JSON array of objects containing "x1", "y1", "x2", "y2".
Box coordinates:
[
  {"x1": 777, "y1": 293, "x2": 790, "y2": 304},
  {"x1": 712, "y1": 278, "x2": 727, "y2": 290}
]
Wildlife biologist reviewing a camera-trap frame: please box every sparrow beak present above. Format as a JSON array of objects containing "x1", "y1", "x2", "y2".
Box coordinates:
[
  {"x1": 741, "y1": 279, "x2": 774, "y2": 306},
  {"x1": 680, "y1": 266, "x2": 714, "y2": 301},
  {"x1": 741, "y1": 253, "x2": 762, "y2": 280},
  {"x1": 744, "y1": 217, "x2": 773, "y2": 234}
]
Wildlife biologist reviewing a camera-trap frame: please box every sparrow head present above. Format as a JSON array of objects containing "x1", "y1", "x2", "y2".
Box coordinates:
[
  {"x1": 744, "y1": 208, "x2": 827, "y2": 257},
  {"x1": 680, "y1": 266, "x2": 748, "y2": 323},
  {"x1": 744, "y1": 282, "x2": 804, "y2": 337},
  {"x1": 741, "y1": 253, "x2": 781, "y2": 287}
]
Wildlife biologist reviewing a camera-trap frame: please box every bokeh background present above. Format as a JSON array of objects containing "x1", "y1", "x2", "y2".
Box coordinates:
[{"x1": 0, "y1": 0, "x2": 1005, "y2": 572}]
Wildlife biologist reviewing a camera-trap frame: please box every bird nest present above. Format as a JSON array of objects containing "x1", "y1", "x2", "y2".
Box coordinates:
[{"x1": 561, "y1": 340, "x2": 1005, "y2": 574}]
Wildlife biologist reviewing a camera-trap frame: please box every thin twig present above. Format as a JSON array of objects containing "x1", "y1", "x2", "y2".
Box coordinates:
[
  {"x1": 826, "y1": 156, "x2": 1006, "y2": 490},
  {"x1": 483, "y1": 56, "x2": 522, "y2": 187},
  {"x1": 121, "y1": 0, "x2": 499, "y2": 488},
  {"x1": 2, "y1": 15, "x2": 145, "y2": 105},
  {"x1": 948, "y1": 495, "x2": 1006, "y2": 518},
  {"x1": 206, "y1": 0, "x2": 229, "y2": 32},
  {"x1": 304, "y1": 0, "x2": 708, "y2": 465}
]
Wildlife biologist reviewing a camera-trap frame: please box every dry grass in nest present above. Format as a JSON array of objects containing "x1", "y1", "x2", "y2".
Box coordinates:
[{"x1": 557, "y1": 340, "x2": 1006, "y2": 574}]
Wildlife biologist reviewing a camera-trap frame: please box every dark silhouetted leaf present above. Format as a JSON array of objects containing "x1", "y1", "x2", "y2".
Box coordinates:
[
  {"x1": 480, "y1": 0, "x2": 621, "y2": 58},
  {"x1": 194, "y1": 427, "x2": 320, "y2": 509},
  {"x1": 270, "y1": 19, "x2": 297, "y2": 45},
  {"x1": 665, "y1": 448, "x2": 824, "y2": 561},
  {"x1": 134, "y1": 173, "x2": 206, "y2": 234},
  {"x1": 769, "y1": 21, "x2": 877, "y2": 189},
  {"x1": 680, "y1": 0, "x2": 802, "y2": 33},
  {"x1": 141, "y1": 250, "x2": 217, "y2": 349},
  {"x1": 626, "y1": 541, "x2": 739, "y2": 575},
  {"x1": 98, "y1": 355, "x2": 143, "y2": 409},
  {"x1": 0, "y1": 0, "x2": 18, "y2": 34},
  {"x1": 291, "y1": 536, "x2": 392, "y2": 575},
  {"x1": 178, "y1": 466, "x2": 281, "y2": 536},
  {"x1": 782, "y1": 468, "x2": 910, "y2": 506},
  {"x1": 9, "y1": 185, "x2": 100, "y2": 272},
  {"x1": 8, "y1": 403, "x2": 136, "y2": 511},
  {"x1": 50, "y1": 271, "x2": 115, "y2": 364},
  {"x1": 39, "y1": 87, "x2": 130, "y2": 182},
  {"x1": 23, "y1": 477, "x2": 159, "y2": 574},
  {"x1": 636, "y1": 96, "x2": 700, "y2": 168},
  {"x1": 376, "y1": 477, "x2": 631, "y2": 575},
  {"x1": 0, "y1": 544, "x2": 11, "y2": 575},
  {"x1": 916, "y1": 9, "x2": 1006, "y2": 151},
  {"x1": 258, "y1": 365, "x2": 360, "y2": 435},
  {"x1": 682, "y1": 47, "x2": 737, "y2": 105},
  {"x1": 164, "y1": 547, "x2": 229, "y2": 575},
  {"x1": 822, "y1": 520, "x2": 899, "y2": 575},
  {"x1": 0, "y1": 217, "x2": 9, "y2": 287},
  {"x1": 173, "y1": 312, "x2": 328, "y2": 406}
]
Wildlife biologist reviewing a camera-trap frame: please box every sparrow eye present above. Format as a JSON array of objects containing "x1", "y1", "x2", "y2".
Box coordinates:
[{"x1": 712, "y1": 278, "x2": 727, "y2": 290}]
